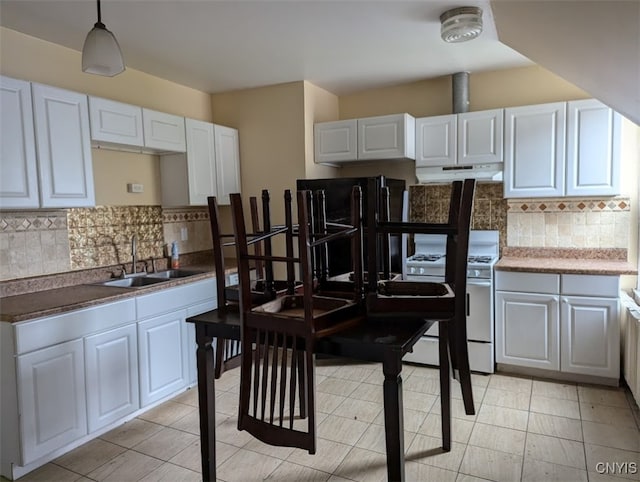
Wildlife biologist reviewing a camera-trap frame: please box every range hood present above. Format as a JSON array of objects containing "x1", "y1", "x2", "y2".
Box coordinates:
[{"x1": 416, "y1": 164, "x2": 503, "y2": 184}]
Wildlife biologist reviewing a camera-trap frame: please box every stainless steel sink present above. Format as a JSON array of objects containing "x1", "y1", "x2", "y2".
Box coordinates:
[
  {"x1": 145, "y1": 269, "x2": 207, "y2": 279},
  {"x1": 99, "y1": 277, "x2": 170, "y2": 288}
]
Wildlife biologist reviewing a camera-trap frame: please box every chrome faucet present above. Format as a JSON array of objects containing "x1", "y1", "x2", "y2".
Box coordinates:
[{"x1": 131, "y1": 234, "x2": 137, "y2": 275}]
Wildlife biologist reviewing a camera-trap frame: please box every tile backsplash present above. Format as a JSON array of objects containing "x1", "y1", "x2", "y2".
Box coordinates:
[
  {"x1": 0, "y1": 210, "x2": 70, "y2": 280},
  {"x1": 409, "y1": 182, "x2": 508, "y2": 252},
  {"x1": 409, "y1": 182, "x2": 631, "y2": 253},
  {"x1": 507, "y1": 198, "x2": 630, "y2": 248},
  {"x1": 0, "y1": 206, "x2": 213, "y2": 281}
]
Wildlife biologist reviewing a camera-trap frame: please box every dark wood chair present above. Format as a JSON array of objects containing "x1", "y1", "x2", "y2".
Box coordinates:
[
  {"x1": 229, "y1": 188, "x2": 365, "y2": 453},
  {"x1": 365, "y1": 178, "x2": 476, "y2": 451},
  {"x1": 207, "y1": 193, "x2": 293, "y2": 379}
]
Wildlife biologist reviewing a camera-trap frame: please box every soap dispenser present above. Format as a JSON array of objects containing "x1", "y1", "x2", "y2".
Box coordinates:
[{"x1": 171, "y1": 241, "x2": 180, "y2": 269}]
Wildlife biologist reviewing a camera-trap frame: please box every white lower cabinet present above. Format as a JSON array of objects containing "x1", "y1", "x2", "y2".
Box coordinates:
[
  {"x1": 17, "y1": 339, "x2": 87, "y2": 464},
  {"x1": 2, "y1": 278, "x2": 216, "y2": 480},
  {"x1": 138, "y1": 310, "x2": 189, "y2": 407},
  {"x1": 495, "y1": 271, "x2": 620, "y2": 382},
  {"x1": 561, "y1": 296, "x2": 619, "y2": 378},
  {"x1": 85, "y1": 324, "x2": 139, "y2": 432},
  {"x1": 495, "y1": 291, "x2": 560, "y2": 370}
]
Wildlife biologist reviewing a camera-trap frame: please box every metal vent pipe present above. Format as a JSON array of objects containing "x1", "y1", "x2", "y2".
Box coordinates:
[{"x1": 452, "y1": 71, "x2": 470, "y2": 113}]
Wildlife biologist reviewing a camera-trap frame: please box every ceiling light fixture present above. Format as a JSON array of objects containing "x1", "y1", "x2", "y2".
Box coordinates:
[
  {"x1": 440, "y1": 6, "x2": 483, "y2": 43},
  {"x1": 82, "y1": 0, "x2": 125, "y2": 76}
]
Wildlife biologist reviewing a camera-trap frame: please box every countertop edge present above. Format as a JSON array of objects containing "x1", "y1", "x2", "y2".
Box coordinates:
[
  {"x1": 1, "y1": 269, "x2": 223, "y2": 324},
  {"x1": 495, "y1": 257, "x2": 638, "y2": 276}
]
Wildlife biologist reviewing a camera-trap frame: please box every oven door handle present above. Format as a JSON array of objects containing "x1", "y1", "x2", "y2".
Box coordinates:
[{"x1": 466, "y1": 280, "x2": 492, "y2": 287}]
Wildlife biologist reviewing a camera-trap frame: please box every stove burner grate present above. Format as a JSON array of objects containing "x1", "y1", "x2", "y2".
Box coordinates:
[
  {"x1": 409, "y1": 254, "x2": 444, "y2": 262},
  {"x1": 467, "y1": 256, "x2": 494, "y2": 264}
]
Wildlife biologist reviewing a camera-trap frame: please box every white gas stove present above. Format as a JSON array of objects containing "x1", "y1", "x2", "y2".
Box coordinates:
[{"x1": 403, "y1": 230, "x2": 499, "y2": 373}]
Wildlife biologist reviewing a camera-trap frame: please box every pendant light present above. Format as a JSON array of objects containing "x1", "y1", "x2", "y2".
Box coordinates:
[{"x1": 82, "y1": 0, "x2": 125, "y2": 76}]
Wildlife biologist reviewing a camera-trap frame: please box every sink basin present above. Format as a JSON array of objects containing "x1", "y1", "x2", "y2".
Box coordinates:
[
  {"x1": 146, "y1": 269, "x2": 207, "y2": 279},
  {"x1": 99, "y1": 277, "x2": 170, "y2": 288}
]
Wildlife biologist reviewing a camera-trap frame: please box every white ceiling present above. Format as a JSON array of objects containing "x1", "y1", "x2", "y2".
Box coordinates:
[{"x1": 0, "y1": 0, "x2": 533, "y2": 95}]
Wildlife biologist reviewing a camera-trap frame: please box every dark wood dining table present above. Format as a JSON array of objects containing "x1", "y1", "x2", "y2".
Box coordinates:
[{"x1": 186, "y1": 309, "x2": 432, "y2": 482}]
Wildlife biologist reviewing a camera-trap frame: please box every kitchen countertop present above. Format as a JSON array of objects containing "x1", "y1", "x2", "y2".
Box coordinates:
[
  {"x1": 0, "y1": 261, "x2": 234, "y2": 323},
  {"x1": 495, "y1": 247, "x2": 638, "y2": 276}
]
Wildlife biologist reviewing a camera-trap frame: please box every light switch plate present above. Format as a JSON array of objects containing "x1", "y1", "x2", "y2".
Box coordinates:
[{"x1": 127, "y1": 183, "x2": 144, "y2": 193}]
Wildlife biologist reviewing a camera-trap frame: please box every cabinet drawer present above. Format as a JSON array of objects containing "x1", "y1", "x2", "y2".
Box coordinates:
[
  {"x1": 15, "y1": 299, "x2": 136, "y2": 354},
  {"x1": 137, "y1": 278, "x2": 216, "y2": 319},
  {"x1": 561, "y1": 274, "x2": 619, "y2": 297},
  {"x1": 495, "y1": 271, "x2": 559, "y2": 294}
]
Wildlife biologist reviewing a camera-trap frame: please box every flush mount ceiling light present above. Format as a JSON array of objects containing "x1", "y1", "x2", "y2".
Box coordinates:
[
  {"x1": 440, "y1": 6, "x2": 483, "y2": 43},
  {"x1": 82, "y1": 0, "x2": 125, "y2": 76}
]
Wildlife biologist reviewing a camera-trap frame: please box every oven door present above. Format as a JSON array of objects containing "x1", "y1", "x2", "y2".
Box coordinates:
[{"x1": 414, "y1": 277, "x2": 492, "y2": 342}]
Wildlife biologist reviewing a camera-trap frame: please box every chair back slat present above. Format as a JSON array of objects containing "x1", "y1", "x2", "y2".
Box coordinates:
[{"x1": 250, "y1": 196, "x2": 264, "y2": 280}]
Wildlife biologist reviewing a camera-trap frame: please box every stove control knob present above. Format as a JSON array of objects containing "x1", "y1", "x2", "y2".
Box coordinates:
[{"x1": 419, "y1": 267, "x2": 425, "y2": 275}]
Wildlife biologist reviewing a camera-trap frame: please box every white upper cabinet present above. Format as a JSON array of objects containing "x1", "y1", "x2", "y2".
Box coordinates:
[
  {"x1": 142, "y1": 108, "x2": 186, "y2": 153},
  {"x1": 88, "y1": 97, "x2": 144, "y2": 147},
  {"x1": 314, "y1": 114, "x2": 415, "y2": 163},
  {"x1": 416, "y1": 109, "x2": 503, "y2": 168},
  {"x1": 314, "y1": 119, "x2": 357, "y2": 163},
  {"x1": 31, "y1": 83, "x2": 95, "y2": 208},
  {"x1": 358, "y1": 114, "x2": 415, "y2": 161},
  {"x1": 214, "y1": 125, "x2": 241, "y2": 205},
  {"x1": 566, "y1": 99, "x2": 621, "y2": 196},
  {"x1": 504, "y1": 99, "x2": 621, "y2": 198},
  {"x1": 415, "y1": 114, "x2": 457, "y2": 167},
  {"x1": 457, "y1": 109, "x2": 504, "y2": 165},
  {"x1": 160, "y1": 119, "x2": 240, "y2": 206},
  {"x1": 503, "y1": 102, "x2": 566, "y2": 198},
  {"x1": 0, "y1": 76, "x2": 39, "y2": 209}
]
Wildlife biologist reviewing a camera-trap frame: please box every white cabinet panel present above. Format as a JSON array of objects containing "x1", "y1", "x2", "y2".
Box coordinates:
[
  {"x1": 31, "y1": 83, "x2": 95, "y2": 207},
  {"x1": 88, "y1": 97, "x2": 144, "y2": 147},
  {"x1": 85, "y1": 324, "x2": 139, "y2": 432},
  {"x1": 415, "y1": 115, "x2": 456, "y2": 167},
  {"x1": 314, "y1": 119, "x2": 357, "y2": 163},
  {"x1": 495, "y1": 291, "x2": 560, "y2": 370},
  {"x1": 458, "y1": 109, "x2": 503, "y2": 165},
  {"x1": 504, "y1": 102, "x2": 566, "y2": 198},
  {"x1": 0, "y1": 76, "x2": 39, "y2": 208},
  {"x1": 142, "y1": 108, "x2": 186, "y2": 153},
  {"x1": 561, "y1": 296, "x2": 619, "y2": 377},
  {"x1": 214, "y1": 125, "x2": 241, "y2": 205},
  {"x1": 566, "y1": 99, "x2": 620, "y2": 196},
  {"x1": 358, "y1": 114, "x2": 415, "y2": 160},
  {"x1": 138, "y1": 310, "x2": 189, "y2": 406},
  {"x1": 17, "y1": 339, "x2": 87, "y2": 464}
]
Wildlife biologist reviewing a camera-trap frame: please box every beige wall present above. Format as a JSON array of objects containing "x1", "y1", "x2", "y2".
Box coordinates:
[{"x1": 303, "y1": 81, "x2": 340, "y2": 180}]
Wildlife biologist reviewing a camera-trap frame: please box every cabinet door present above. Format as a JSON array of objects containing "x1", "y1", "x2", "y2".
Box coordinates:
[
  {"x1": 186, "y1": 118, "x2": 217, "y2": 205},
  {"x1": 17, "y1": 339, "x2": 87, "y2": 464},
  {"x1": 31, "y1": 83, "x2": 95, "y2": 207},
  {"x1": 314, "y1": 120, "x2": 357, "y2": 163},
  {"x1": 415, "y1": 115, "x2": 457, "y2": 167},
  {"x1": 214, "y1": 125, "x2": 241, "y2": 205},
  {"x1": 88, "y1": 97, "x2": 144, "y2": 147},
  {"x1": 495, "y1": 291, "x2": 560, "y2": 370},
  {"x1": 85, "y1": 324, "x2": 139, "y2": 432},
  {"x1": 358, "y1": 114, "x2": 415, "y2": 160},
  {"x1": 138, "y1": 310, "x2": 189, "y2": 407},
  {"x1": 561, "y1": 296, "x2": 619, "y2": 378},
  {"x1": 503, "y1": 102, "x2": 566, "y2": 198},
  {"x1": 0, "y1": 76, "x2": 39, "y2": 208},
  {"x1": 458, "y1": 109, "x2": 503, "y2": 166},
  {"x1": 566, "y1": 99, "x2": 621, "y2": 196},
  {"x1": 142, "y1": 108, "x2": 186, "y2": 152}
]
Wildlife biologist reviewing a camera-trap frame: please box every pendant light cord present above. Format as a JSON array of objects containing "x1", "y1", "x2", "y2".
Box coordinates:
[{"x1": 95, "y1": 0, "x2": 104, "y2": 28}]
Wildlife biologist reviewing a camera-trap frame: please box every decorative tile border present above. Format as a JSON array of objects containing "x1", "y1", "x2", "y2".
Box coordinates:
[
  {"x1": 0, "y1": 210, "x2": 67, "y2": 232},
  {"x1": 507, "y1": 198, "x2": 630, "y2": 213},
  {"x1": 162, "y1": 207, "x2": 209, "y2": 224}
]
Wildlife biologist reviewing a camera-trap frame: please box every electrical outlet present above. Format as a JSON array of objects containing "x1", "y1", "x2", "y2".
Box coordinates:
[
  {"x1": 127, "y1": 183, "x2": 144, "y2": 193},
  {"x1": 181, "y1": 227, "x2": 188, "y2": 241}
]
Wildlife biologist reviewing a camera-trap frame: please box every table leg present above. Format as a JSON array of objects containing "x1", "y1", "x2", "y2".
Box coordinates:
[
  {"x1": 382, "y1": 350, "x2": 405, "y2": 482},
  {"x1": 195, "y1": 324, "x2": 216, "y2": 482}
]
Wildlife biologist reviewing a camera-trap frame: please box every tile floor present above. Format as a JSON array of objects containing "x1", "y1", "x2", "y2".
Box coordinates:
[{"x1": 10, "y1": 359, "x2": 640, "y2": 482}]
